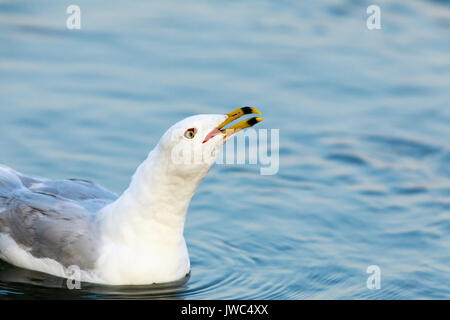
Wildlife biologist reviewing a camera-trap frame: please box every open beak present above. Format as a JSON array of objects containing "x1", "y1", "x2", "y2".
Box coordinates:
[{"x1": 203, "y1": 107, "x2": 263, "y2": 143}]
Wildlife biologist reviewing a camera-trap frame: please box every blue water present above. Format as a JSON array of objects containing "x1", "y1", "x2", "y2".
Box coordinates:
[{"x1": 0, "y1": 0, "x2": 449, "y2": 299}]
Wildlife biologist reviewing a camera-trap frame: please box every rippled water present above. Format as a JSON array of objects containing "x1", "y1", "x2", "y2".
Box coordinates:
[{"x1": 0, "y1": 0, "x2": 449, "y2": 299}]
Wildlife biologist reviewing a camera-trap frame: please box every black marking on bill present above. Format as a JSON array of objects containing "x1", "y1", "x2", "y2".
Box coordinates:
[
  {"x1": 241, "y1": 106, "x2": 253, "y2": 114},
  {"x1": 247, "y1": 117, "x2": 259, "y2": 126}
]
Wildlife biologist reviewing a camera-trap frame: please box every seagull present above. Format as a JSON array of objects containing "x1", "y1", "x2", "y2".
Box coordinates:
[{"x1": 0, "y1": 107, "x2": 263, "y2": 285}]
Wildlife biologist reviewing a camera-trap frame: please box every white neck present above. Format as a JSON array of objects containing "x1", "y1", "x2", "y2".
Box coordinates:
[
  {"x1": 97, "y1": 143, "x2": 208, "y2": 245},
  {"x1": 93, "y1": 143, "x2": 212, "y2": 284}
]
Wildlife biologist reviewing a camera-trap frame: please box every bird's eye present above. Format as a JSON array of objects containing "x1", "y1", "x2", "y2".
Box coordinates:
[{"x1": 184, "y1": 128, "x2": 197, "y2": 139}]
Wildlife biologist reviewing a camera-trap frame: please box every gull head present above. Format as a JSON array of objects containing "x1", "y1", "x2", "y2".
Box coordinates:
[{"x1": 155, "y1": 107, "x2": 263, "y2": 179}]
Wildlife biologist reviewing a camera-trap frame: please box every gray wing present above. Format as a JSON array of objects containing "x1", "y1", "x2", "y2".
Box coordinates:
[{"x1": 0, "y1": 165, "x2": 118, "y2": 269}]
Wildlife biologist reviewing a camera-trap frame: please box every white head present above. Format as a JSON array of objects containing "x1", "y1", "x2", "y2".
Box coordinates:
[{"x1": 155, "y1": 107, "x2": 263, "y2": 181}]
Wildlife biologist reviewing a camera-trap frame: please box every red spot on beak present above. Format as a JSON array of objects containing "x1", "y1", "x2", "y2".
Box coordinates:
[{"x1": 202, "y1": 129, "x2": 222, "y2": 143}]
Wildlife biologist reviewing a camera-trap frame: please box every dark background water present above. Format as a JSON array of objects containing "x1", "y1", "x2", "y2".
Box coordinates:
[{"x1": 0, "y1": 0, "x2": 449, "y2": 299}]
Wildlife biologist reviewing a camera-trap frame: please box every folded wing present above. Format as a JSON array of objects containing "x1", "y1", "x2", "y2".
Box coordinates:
[{"x1": 0, "y1": 165, "x2": 117, "y2": 269}]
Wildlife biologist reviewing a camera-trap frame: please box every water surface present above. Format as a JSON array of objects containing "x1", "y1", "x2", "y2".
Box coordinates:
[{"x1": 0, "y1": 0, "x2": 449, "y2": 299}]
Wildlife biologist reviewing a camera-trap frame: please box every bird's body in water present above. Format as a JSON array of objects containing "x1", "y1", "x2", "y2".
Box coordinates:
[{"x1": 0, "y1": 108, "x2": 263, "y2": 285}]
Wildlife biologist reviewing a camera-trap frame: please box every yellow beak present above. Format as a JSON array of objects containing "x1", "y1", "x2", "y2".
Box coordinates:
[{"x1": 203, "y1": 107, "x2": 264, "y2": 143}]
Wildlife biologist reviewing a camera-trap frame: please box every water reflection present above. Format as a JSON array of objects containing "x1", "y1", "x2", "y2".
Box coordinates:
[{"x1": 0, "y1": 260, "x2": 190, "y2": 299}]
